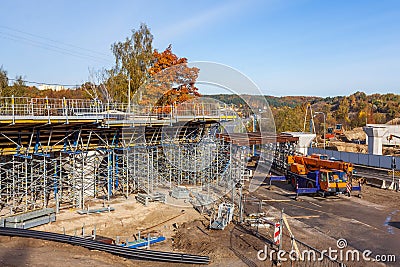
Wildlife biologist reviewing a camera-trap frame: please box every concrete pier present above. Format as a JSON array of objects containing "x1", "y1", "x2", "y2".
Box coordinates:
[
  {"x1": 363, "y1": 126, "x2": 388, "y2": 155},
  {"x1": 282, "y1": 132, "x2": 316, "y2": 155}
]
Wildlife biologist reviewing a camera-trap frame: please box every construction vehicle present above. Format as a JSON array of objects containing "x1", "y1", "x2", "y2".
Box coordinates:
[
  {"x1": 325, "y1": 127, "x2": 335, "y2": 139},
  {"x1": 288, "y1": 154, "x2": 354, "y2": 177},
  {"x1": 333, "y1": 124, "x2": 344, "y2": 135},
  {"x1": 388, "y1": 134, "x2": 400, "y2": 142},
  {"x1": 287, "y1": 168, "x2": 351, "y2": 197},
  {"x1": 285, "y1": 154, "x2": 360, "y2": 197},
  {"x1": 325, "y1": 124, "x2": 345, "y2": 139},
  {"x1": 310, "y1": 153, "x2": 328, "y2": 160}
]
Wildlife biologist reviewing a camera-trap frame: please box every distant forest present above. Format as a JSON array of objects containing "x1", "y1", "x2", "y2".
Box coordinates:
[{"x1": 206, "y1": 92, "x2": 400, "y2": 133}]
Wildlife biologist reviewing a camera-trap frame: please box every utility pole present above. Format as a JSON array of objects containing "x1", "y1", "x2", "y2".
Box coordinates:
[
  {"x1": 253, "y1": 114, "x2": 257, "y2": 156},
  {"x1": 314, "y1": 112, "x2": 326, "y2": 150},
  {"x1": 237, "y1": 183, "x2": 243, "y2": 223},
  {"x1": 127, "y1": 74, "x2": 131, "y2": 113},
  {"x1": 391, "y1": 157, "x2": 396, "y2": 189}
]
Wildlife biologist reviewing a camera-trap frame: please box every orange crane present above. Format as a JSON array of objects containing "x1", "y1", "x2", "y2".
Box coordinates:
[
  {"x1": 285, "y1": 154, "x2": 360, "y2": 197},
  {"x1": 287, "y1": 154, "x2": 354, "y2": 176}
]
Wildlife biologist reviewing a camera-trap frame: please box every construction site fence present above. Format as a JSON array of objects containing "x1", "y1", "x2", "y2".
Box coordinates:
[
  {"x1": 0, "y1": 96, "x2": 236, "y2": 118},
  {"x1": 308, "y1": 148, "x2": 400, "y2": 171}
]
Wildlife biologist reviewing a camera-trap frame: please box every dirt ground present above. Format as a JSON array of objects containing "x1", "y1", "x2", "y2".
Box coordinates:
[
  {"x1": 0, "y1": 183, "x2": 397, "y2": 267},
  {"x1": 358, "y1": 184, "x2": 400, "y2": 210}
]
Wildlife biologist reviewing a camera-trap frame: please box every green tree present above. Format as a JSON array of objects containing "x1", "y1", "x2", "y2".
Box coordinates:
[
  {"x1": 273, "y1": 105, "x2": 304, "y2": 133},
  {"x1": 0, "y1": 75, "x2": 36, "y2": 98},
  {"x1": 108, "y1": 23, "x2": 154, "y2": 103},
  {"x1": 12, "y1": 75, "x2": 27, "y2": 96},
  {"x1": 0, "y1": 66, "x2": 8, "y2": 96},
  {"x1": 335, "y1": 97, "x2": 350, "y2": 126}
]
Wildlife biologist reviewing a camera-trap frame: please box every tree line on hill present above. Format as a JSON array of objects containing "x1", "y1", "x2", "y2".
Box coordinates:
[{"x1": 206, "y1": 92, "x2": 400, "y2": 133}]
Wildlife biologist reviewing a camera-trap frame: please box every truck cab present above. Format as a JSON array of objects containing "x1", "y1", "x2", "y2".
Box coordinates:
[
  {"x1": 291, "y1": 169, "x2": 348, "y2": 196},
  {"x1": 325, "y1": 169, "x2": 348, "y2": 193},
  {"x1": 334, "y1": 124, "x2": 344, "y2": 135},
  {"x1": 326, "y1": 127, "x2": 335, "y2": 139}
]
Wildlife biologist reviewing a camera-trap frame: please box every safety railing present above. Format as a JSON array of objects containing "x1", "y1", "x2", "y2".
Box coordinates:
[{"x1": 0, "y1": 96, "x2": 237, "y2": 120}]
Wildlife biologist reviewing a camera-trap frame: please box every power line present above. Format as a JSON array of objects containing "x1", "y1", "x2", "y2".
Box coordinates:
[
  {"x1": 0, "y1": 25, "x2": 110, "y2": 57},
  {"x1": 0, "y1": 26, "x2": 111, "y2": 63},
  {"x1": 0, "y1": 32, "x2": 109, "y2": 63},
  {"x1": 8, "y1": 78, "x2": 81, "y2": 88}
]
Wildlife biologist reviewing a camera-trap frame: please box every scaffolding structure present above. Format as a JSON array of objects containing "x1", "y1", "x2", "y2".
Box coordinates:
[
  {"x1": 0, "y1": 96, "x2": 299, "y2": 216},
  {"x1": 0, "y1": 96, "x2": 246, "y2": 215},
  {"x1": 0, "y1": 126, "x2": 247, "y2": 215}
]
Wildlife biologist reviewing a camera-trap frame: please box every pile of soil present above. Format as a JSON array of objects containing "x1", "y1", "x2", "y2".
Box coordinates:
[
  {"x1": 173, "y1": 219, "x2": 231, "y2": 257},
  {"x1": 328, "y1": 141, "x2": 367, "y2": 153},
  {"x1": 172, "y1": 219, "x2": 267, "y2": 266},
  {"x1": 343, "y1": 127, "x2": 366, "y2": 142}
]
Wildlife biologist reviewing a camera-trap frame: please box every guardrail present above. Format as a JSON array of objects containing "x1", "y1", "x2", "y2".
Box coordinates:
[
  {"x1": 0, "y1": 96, "x2": 236, "y2": 120},
  {"x1": 0, "y1": 227, "x2": 210, "y2": 264}
]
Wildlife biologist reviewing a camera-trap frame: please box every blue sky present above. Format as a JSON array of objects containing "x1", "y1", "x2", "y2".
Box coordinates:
[{"x1": 1, "y1": 0, "x2": 400, "y2": 96}]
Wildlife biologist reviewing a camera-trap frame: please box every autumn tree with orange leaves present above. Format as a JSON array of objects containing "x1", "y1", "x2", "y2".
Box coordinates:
[{"x1": 136, "y1": 45, "x2": 200, "y2": 106}]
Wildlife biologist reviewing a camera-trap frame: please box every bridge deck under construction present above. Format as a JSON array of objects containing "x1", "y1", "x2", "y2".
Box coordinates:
[{"x1": 0, "y1": 97, "x2": 300, "y2": 218}]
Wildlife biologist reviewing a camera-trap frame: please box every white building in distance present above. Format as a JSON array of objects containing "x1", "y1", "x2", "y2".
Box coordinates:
[{"x1": 38, "y1": 84, "x2": 66, "y2": 91}]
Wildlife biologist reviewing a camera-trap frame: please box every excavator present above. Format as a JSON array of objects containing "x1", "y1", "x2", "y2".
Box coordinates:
[
  {"x1": 325, "y1": 124, "x2": 345, "y2": 140},
  {"x1": 285, "y1": 154, "x2": 360, "y2": 197},
  {"x1": 388, "y1": 134, "x2": 400, "y2": 142}
]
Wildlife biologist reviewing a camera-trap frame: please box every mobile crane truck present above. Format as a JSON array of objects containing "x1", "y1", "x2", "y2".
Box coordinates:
[{"x1": 286, "y1": 154, "x2": 361, "y2": 197}]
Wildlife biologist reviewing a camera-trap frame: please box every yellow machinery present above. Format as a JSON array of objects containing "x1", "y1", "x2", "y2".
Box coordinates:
[
  {"x1": 286, "y1": 154, "x2": 357, "y2": 196},
  {"x1": 288, "y1": 154, "x2": 354, "y2": 177}
]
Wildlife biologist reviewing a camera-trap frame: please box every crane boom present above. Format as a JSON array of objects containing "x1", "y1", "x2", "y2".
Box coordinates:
[
  {"x1": 388, "y1": 134, "x2": 400, "y2": 142},
  {"x1": 288, "y1": 154, "x2": 354, "y2": 176}
]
